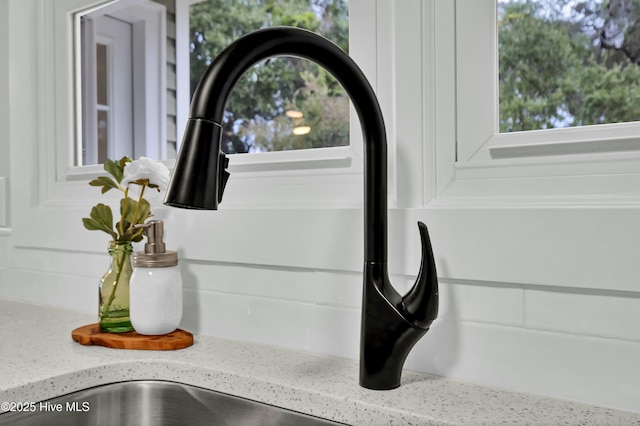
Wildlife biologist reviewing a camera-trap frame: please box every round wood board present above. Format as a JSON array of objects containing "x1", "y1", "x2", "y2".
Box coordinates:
[{"x1": 71, "y1": 323, "x2": 194, "y2": 350}]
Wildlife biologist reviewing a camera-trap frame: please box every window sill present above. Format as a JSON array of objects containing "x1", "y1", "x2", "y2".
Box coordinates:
[
  {"x1": 452, "y1": 121, "x2": 640, "y2": 188},
  {"x1": 59, "y1": 149, "x2": 363, "y2": 210},
  {"x1": 227, "y1": 146, "x2": 355, "y2": 173},
  {"x1": 438, "y1": 142, "x2": 640, "y2": 208},
  {"x1": 485, "y1": 122, "x2": 640, "y2": 160}
]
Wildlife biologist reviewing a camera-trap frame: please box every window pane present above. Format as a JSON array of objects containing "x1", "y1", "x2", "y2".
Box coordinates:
[
  {"x1": 498, "y1": 0, "x2": 640, "y2": 133},
  {"x1": 97, "y1": 109, "x2": 108, "y2": 164},
  {"x1": 96, "y1": 43, "x2": 108, "y2": 107},
  {"x1": 189, "y1": 0, "x2": 349, "y2": 154}
]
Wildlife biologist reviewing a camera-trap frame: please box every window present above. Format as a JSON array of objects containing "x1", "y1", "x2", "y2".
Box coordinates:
[
  {"x1": 65, "y1": 0, "x2": 377, "y2": 208},
  {"x1": 177, "y1": 0, "x2": 349, "y2": 156},
  {"x1": 81, "y1": 16, "x2": 134, "y2": 164},
  {"x1": 456, "y1": 0, "x2": 640, "y2": 163},
  {"x1": 79, "y1": 0, "x2": 350, "y2": 166},
  {"x1": 498, "y1": 0, "x2": 640, "y2": 133},
  {"x1": 76, "y1": 0, "x2": 167, "y2": 166}
]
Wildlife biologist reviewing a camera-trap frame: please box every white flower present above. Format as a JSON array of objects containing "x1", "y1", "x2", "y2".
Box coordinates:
[{"x1": 123, "y1": 157, "x2": 170, "y2": 194}]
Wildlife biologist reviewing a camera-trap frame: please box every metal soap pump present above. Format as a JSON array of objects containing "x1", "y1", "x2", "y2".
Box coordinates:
[{"x1": 130, "y1": 220, "x2": 183, "y2": 335}]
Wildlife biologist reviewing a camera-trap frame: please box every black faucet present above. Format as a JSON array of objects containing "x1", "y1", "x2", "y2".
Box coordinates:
[{"x1": 164, "y1": 27, "x2": 438, "y2": 390}]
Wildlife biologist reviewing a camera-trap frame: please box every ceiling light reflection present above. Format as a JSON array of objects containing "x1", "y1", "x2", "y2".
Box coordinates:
[
  {"x1": 292, "y1": 126, "x2": 311, "y2": 135},
  {"x1": 286, "y1": 110, "x2": 304, "y2": 119}
]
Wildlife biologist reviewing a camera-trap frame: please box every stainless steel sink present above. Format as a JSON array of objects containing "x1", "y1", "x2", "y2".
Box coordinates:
[{"x1": 0, "y1": 380, "x2": 346, "y2": 425}]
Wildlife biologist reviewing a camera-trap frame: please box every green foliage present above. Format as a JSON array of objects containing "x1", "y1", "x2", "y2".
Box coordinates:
[
  {"x1": 571, "y1": 63, "x2": 640, "y2": 125},
  {"x1": 82, "y1": 156, "x2": 159, "y2": 242},
  {"x1": 189, "y1": 0, "x2": 349, "y2": 153},
  {"x1": 499, "y1": 0, "x2": 640, "y2": 132},
  {"x1": 88, "y1": 157, "x2": 130, "y2": 194},
  {"x1": 82, "y1": 203, "x2": 118, "y2": 241},
  {"x1": 237, "y1": 69, "x2": 349, "y2": 150},
  {"x1": 88, "y1": 176, "x2": 119, "y2": 194},
  {"x1": 105, "y1": 157, "x2": 128, "y2": 183},
  {"x1": 116, "y1": 197, "x2": 151, "y2": 242}
]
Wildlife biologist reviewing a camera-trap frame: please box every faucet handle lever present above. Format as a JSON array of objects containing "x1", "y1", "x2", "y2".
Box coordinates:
[{"x1": 402, "y1": 221, "x2": 439, "y2": 329}]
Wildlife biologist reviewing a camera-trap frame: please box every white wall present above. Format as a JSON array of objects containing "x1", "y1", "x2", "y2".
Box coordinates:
[
  {"x1": 0, "y1": 0, "x2": 9, "y2": 227},
  {"x1": 1, "y1": 0, "x2": 640, "y2": 415}
]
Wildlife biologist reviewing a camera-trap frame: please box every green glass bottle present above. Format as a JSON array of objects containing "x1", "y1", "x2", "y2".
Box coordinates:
[{"x1": 99, "y1": 241, "x2": 134, "y2": 332}]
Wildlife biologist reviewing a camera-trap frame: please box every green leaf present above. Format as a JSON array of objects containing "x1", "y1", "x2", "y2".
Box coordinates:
[
  {"x1": 82, "y1": 203, "x2": 117, "y2": 240},
  {"x1": 118, "y1": 221, "x2": 145, "y2": 243},
  {"x1": 120, "y1": 197, "x2": 152, "y2": 227},
  {"x1": 117, "y1": 196, "x2": 152, "y2": 242},
  {"x1": 103, "y1": 159, "x2": 124, "y2": 184},
  {"x1": 91, "y1": 203, "x2": 113, "y2": 227},
  {"x1": 88, "y1": 176, "x2": 119, "y2": 194},
  {"x1": 115, "y1": 220, "x2": 130, "y2": 234},
  {"x1": 120, "y1": 197, "x2": 137, "y2": 225},
  {"x1": 119, "y1": 156, "x2": 132, "y2": 170},
  {"x1": 137, "y1": 198, "x2": 152, "y2": 223}
]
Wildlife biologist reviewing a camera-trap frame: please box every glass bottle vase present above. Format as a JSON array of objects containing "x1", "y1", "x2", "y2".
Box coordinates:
[{"x1": 99, "y1": 241, "x2": 134, "y2": 332}]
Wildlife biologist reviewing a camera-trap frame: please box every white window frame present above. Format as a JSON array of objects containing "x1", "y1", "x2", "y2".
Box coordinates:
[
  {"x1": 449, "y1": 0, "x2": 640, "y2": 203},
  {"x1": 173, "y1": 0, "x2": 379, "y2": 209},
  {"x1": 74, "y1": 0, "x2": 167, "y2": 170},
  {"x1": 174, "y1": 0, "x2": 365, "y2": 162},
  {"x1": 173, "y1": 0, "x2": 437, "y2": 211},
  {"x1": 82, "y1": 15, "x2": 136, "y2": 164}
]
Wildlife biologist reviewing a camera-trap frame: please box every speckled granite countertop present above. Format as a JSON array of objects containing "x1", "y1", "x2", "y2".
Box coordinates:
[{"x1": 1, "y1": 299, "x2": 639, "y2": 425}]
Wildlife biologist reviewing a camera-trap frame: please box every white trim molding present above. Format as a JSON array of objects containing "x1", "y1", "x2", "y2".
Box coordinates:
[{"x1": 487, "y1": 122, "x2": 640, "y2": 159}]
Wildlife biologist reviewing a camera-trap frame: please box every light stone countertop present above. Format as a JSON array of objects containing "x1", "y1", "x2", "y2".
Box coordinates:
[{"x1": 1, "y1": 299, "x2": 639, "y2": 425}]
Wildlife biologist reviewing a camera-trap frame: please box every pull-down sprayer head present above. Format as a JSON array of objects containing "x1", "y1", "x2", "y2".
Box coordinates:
[{"x1": 164, "y1": 118, "x2": 229, "y2": 210}]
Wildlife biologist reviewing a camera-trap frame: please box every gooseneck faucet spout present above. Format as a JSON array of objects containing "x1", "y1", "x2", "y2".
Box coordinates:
[{"x1": 164, "y1": 27, "x2": 438, "y2": 390}]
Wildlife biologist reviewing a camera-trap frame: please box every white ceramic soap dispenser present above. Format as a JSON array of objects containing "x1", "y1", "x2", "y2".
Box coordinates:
[{"x1": 130, "y1": 220, "x2": 183, "y2": 335}]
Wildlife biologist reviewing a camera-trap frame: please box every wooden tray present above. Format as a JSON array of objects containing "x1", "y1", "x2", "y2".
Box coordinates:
[{"x1": 71, "y1": 324, "x2": 194, "y2": 351}]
